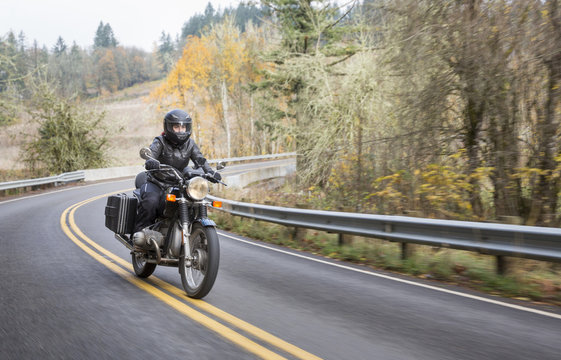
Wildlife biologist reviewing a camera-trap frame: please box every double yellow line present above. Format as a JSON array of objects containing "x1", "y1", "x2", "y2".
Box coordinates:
[{"x1": 60, "y1": 190, "x2": 322, "y2": 360}]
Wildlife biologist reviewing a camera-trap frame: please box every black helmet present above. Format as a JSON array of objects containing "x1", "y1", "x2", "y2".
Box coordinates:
[{"x1": 163, "y1": 109, "x2": 192, "y2": 145}]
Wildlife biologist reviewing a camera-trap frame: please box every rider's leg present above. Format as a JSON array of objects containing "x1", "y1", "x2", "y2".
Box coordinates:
[{"x1": 133, "y1": 181, "x2": 164, "y2": 234}]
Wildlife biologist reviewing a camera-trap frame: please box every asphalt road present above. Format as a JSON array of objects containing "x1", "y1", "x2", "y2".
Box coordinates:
[{"x1": 2, "y1": 177, "x2": 561, "y2": 359}]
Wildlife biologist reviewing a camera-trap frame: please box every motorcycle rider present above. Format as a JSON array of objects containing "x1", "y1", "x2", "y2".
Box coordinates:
[{"x1": 133, "y1": 109, "x2": 221, "y2": 241}]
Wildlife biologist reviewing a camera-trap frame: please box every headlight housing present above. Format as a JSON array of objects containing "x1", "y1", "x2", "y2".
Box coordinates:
[{"x1": 186, "y1": 176, "x2": 209, "y2": 200}]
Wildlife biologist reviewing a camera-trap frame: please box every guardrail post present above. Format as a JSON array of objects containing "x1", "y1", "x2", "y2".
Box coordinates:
[
  {"x1": 495, "y1": 216, "x2": 522, "y2": 275},
  {"x1": 338, "y1": 233, "x2": 354, "y2": 246},
  {"x1": 495, "y1": 255, "x2": 519, "y2": 276},
  {"x1": 291, "y1": 203, "x2": 308, "y2": 243},
  {"x1": 337, "y1": 206, "x2": 355, "y2": 246},
  {"x1": 401, "y1": 243, "x2": 413, "y2": 260},
  {"x1": 496, "y1": 255, "x2": 510, "y2": 275}
]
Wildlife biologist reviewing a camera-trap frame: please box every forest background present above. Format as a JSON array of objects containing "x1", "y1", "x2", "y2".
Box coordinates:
[{"x1": 2, "y1": 0, "x2": 561, "y2": 230}]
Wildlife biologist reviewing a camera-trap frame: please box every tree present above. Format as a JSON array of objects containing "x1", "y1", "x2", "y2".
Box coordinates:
[
  {"x1": 112, "y1": 47, "x2": 131, "y2": 89},
  {"x1": 157, "y1": 31, "x2": 175, "y2": 73},
  {"x1": 23, "y1": 81, "x2": 109, "y2": 173},
  {"x1": 232, "y1": 3, "x2": 265, "y2": 32},
  {"x1": 205, "y1": 18, "x2": 247, "y2": 157},
  {"x1": 181, "y1": 2, "x2": 217, "y2": 39},
  {"x1": 256, "y1": 0, "x2": 358, "y2": 185},
  {"x1": 94, "y1": 21, "x2": 118, "y2": 48},
  {"x1": 180, "y1": 2, "x2": 265, "y2": 40},
  {"x1": 0, "y1": 31, "x2": 28, "y2": 125},
  {"x1": 52, "y1": 36, "x2": 67, "y2": 56},
  {"x1": 151, "y1": 17, "x2": 270, "y2": 158},
  {"x1": 525, "y1": 0, "x2": 561, "y2": 224},
  {"x1": 96, "y1": 49, "x2": 119, "y2": 92}
]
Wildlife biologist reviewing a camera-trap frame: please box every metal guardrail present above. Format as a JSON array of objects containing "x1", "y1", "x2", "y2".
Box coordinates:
[
  {"x1": 0, "y1": 171, "x2": 86, "y2": 191},
  {"x1": 208, "y1": 196, "x2": 561, "y2": 266},
  {"x1": 0, "y1": 153, "x2": 296, "y2": 192}
]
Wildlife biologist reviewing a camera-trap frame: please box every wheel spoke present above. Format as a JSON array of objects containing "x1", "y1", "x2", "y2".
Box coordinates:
[
  {"x1": 132, "y1": 250, "x2": 156, "y2": 278},
  {"x1": 185, "y1": 232, "x2": 208, "y2": 289},
  {"x1": 179, "y1": 224, "x2": 219, "y2": 299}
]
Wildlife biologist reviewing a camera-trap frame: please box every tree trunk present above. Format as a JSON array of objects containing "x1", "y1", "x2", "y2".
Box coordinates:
[
  {"x1": 250, "y1": 94, "x2": 255, "y2": 154},
  {"x1": 221, "y1": 80, "x2": 232, "y2": 158},
  {"x1": 464, "y1": 95, "x2": 484, "y2": 215},
  {"x1": 530, "y1": 0, "x2": 561, "y2": 225},
  {"x1": 355, "y1": 115, "x2": 363, "y2": 210},
  {"x1": 531, "y1": 66, "x2": 561, "y2": 225}
]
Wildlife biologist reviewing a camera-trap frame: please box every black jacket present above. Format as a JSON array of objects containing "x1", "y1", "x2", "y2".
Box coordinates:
[{"x1": 147, "y1": 135, "x2": 213, "y2": 185}]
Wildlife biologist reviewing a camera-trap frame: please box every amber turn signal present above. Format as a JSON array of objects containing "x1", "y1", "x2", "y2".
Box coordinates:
[
  {"x1": 212, "y1": 201, "x2": 222, "y2": 208},
  {"x1": 166, "y1": 194, "x2": 176, "y2": 202}
]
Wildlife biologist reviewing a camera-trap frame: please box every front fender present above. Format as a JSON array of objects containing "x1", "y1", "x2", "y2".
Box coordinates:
[{"x1": 195, "y1": 218, "x2": 216, "y2": 227}]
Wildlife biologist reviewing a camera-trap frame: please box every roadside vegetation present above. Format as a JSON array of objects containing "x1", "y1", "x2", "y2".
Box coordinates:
[{"x1": 211, "y1": 179, "x2": 561, "y2": 307}]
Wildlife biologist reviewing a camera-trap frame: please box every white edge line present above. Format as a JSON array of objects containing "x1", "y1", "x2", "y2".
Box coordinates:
[{"x1": 218, "y1": 231, "x2": 561, "y2": 320}]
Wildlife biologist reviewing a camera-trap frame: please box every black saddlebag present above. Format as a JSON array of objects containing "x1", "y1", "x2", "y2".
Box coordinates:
[{"x1": 104, "y1": 193, "x2": 137, "y2": 234}]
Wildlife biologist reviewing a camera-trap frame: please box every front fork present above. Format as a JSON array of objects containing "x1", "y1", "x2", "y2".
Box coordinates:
[{"x1": 178, "y1": 198, "x2": 193, "y2": 267}]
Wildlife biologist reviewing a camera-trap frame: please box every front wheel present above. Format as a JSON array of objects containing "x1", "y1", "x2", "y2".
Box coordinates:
[{"x1": 179, "y1": 223, "x2": 220, "y2": 299}]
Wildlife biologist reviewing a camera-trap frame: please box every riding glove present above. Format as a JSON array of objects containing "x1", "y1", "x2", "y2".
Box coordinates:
[{"x1": 145, "y1": 159, "x2": 160, "y2": 170}]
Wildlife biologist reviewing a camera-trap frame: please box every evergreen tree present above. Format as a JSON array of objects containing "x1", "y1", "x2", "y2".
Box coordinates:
[
  {"x1": 232, "y1": 3, "x2": 264, "y2": 32},
  {"x1": 157, "y1": 31, "x2": 175, "y2": 73},
  {"x1": 52, "y1": 36, "x2": 67, "y2": 56},
  {"x1": 262, "y1": 0, "x2": 345, "y2": 54},
  {"x1": 104, "y1": 23, "x2": 118, "y2": 47},
  {"x1": 94, "y1": 21, "x2": 105, "y2": 47},
  {"x1": 94, "y1": 21, "x2": 118, "y2": 48},
  {"x1": 1, "y1": 31, "x2": 28, "y2": 92},
  {"x1": 0, "y1": 32, "x2": 21, "y2": 125},
  {"x1": 181, "y1": 3, "x2": 216, "y2": 38},
  {"x1": 257, "y1": 0, "x2": 358, "y2": 184},
  {"x1": 23, "y1": 81, "x2": 109, "y2": 173},
  {"x1": 17, "y1": 31, "x2": 26, "y2": 52},
  {"x1": 204, "y1": 2, "x2": 216, "y2": 20},
  {"x1": 181, "y1": 2, "x2": 265, "y2": 39}
]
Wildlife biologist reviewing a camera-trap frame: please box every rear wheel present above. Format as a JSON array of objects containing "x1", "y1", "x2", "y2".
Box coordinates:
[
  {"x1": 131, "y1": 251, "x2": 156, "y2": 278},
  {"x1": 179, "y1": 223, "x2": 220, "y2": 299}
]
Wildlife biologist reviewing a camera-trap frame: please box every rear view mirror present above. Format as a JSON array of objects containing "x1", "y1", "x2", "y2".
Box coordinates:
[
  {"x1": 216, "y1": 161, "x2": 226, "y2": 171},
  {"x1": 140, "y1": 147, "x2": 153, "y2": 160}
]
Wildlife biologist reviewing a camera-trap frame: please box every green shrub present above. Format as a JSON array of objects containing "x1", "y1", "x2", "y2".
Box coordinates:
[{"x1": 23, "y1": 83, "x2": 109, "y2": 174}]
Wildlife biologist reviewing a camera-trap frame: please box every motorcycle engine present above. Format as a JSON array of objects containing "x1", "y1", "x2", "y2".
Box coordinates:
[
  {"x1": 133, "y1": 229, "x2": 164, "y2": 248},
  {"x1": 168, "y1": 223, "x2": 182, "y2": 258}
]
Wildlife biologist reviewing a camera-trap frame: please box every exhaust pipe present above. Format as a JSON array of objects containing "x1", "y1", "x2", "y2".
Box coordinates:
[
  {"x1": 157, "y1": 258, "x2": 179, "y2": 266},
  {"x1": 115, "y1": 234, "x2": 133, "y2": 250},
  {"x1": 149, "y1": 237, "x2": 161, "y2": 264}
]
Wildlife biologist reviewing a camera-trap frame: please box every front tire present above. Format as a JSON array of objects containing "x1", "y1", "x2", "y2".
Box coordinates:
[
  {"x1": 179, "y1": 223, "x2": 220, "y2": 299},
  {"x1": 131, "y1": 251, "x2": 157, "y2": 278}
]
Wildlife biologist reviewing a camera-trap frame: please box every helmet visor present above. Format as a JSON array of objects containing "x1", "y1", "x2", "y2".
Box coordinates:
[{"x1": 166, "y1": 121, "x2": 192, "y2": 136}]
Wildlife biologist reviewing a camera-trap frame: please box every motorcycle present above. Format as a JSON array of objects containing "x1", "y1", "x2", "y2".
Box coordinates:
[{"x1": 105, "y1": 147, "x2": 226, "y2": 299}]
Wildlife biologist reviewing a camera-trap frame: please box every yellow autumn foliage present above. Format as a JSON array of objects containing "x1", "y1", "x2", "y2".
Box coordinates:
[
  {"x1": 148, "y1": 20, "x2": 270, "y2": 158},
  {"x1": 150, "y1": 35, "x2": 213, "y2": 110}
]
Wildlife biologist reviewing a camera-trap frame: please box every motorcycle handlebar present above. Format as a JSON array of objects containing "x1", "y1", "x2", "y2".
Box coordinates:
[
  {"x1": 201, "y1": 173, "x2": 227, "y2": 186},
  {"x1": 148, "y1": 166, "x2": 227, "y2": 186}
]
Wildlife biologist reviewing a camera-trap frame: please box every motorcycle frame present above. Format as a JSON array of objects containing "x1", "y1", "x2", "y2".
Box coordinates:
[{"x1": 124, "y1": 185, "x2": 216, "y2": 268}]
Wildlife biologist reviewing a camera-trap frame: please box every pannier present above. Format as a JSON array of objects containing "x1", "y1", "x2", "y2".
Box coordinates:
[{"x1": 104, "y1": 193, "x2": 137, "y2": 234}]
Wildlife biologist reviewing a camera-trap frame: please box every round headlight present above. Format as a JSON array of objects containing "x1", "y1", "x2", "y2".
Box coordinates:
[{"x1": 186, "y1": 176, "x2": 209, "y2": 200}]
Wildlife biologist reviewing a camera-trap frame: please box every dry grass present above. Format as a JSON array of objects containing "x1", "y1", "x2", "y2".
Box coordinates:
[
  {"x1": 0, "y1": 81, "x2": 164, "y2": 177},
  {"x1": 0, "y1": 112, "x2": 36, "y2": 170},
  {"x1": 86, "y1": 81, "x2": 164, "y2": 167}
]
